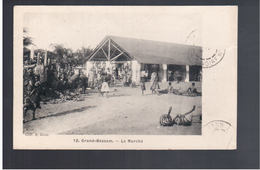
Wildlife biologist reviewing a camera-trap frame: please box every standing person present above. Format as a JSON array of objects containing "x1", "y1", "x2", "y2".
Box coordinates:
[
  {"x1": 81, "y1": 74, "x2": 88, "y2": 94},
  {"x1": 31, "y1": 76, "x2": 42, "y2": 109},
  {"x1": 177, "y1": 71, "x2": 182, "y2": 82},
  {"x1": 101, "y1": 77, "x2": 110, "y2": 98},
  {"x1": 141, "y1": 79, "x2": 146, "y2": 95},
  {"x1": 97, "y1": 78, "x2": 103, "y2": 97},
  {"x1": 174, "y1": 70, "x2": 182, "y2": 83},
  {"x1": 88, "y1": 69, "x2": 94, "y2": 88},
  {"x1": 47, "y1": 65, "x2": 55, "y2": 89},
  {"x1": 23, "y1": 76, "x2": 41, "y2": 122},
  {"x1": 107, "y1": 68, "x2": 111, "y2": 75},
  {"x1": 115, "y1": 67, "x2": 118, "y2": 79},
  {"x1": 118, "y1": 68, "x2": 121, "y2": 80},
  {"x1": 174, "y1": 70, "x2": 178, "y2": 82},
  {"x1": 93, "y1": 69, "x2": 98, "y2": 87},
  {"x1": 97, "y1": 70, "x2": 101, "y2": 82},
  {"x1": 78, "y1": 72, "x2": 87, "y2": 94},
  {"x1": 150, "y1": 71, "x2": 159, "y2": 94},
  {"x1": 127, "y1": 70, "x2": 132, "y2": 86},
  {"x1": 34, "y1": 60, "x2": 45, "y2": 83},
  {"x1": 111, "y1": 71, "x2": 116, "y2": 87},
  {"x1": 106, "y1": 68, "x2": 112, "y2": 87},
  {"x1": 122, "y1": 69, "x2": 127, "y2": 87}
]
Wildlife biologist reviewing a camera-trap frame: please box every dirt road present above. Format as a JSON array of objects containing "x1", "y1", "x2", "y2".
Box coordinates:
[{"x1": 23, "y1": 82, "x2": 202, "y2": 135}]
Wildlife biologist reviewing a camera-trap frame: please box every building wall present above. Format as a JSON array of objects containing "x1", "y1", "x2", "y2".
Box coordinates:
[
  {"x1": 86, "y1": 60, "x2": 201, "y2": 84},
  {"x1": 86, "y1": 61, "x2": 93, "y2": 77},
  {"x1": 181, "y1": 65, "x2": 187, "y2": 81},
  {"x1": 132, "y1": 60, "x2": 141, "y2": 84}
]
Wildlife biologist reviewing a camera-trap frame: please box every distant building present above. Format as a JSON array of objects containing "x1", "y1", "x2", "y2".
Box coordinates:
[{"x1": 86, "y1": 36, "x2": 202, "y2": 84}]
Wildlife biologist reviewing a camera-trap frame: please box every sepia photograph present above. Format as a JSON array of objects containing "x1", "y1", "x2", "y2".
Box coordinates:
[{"x1": 14, "y1": 6, "x2": 237, "y2": 149}]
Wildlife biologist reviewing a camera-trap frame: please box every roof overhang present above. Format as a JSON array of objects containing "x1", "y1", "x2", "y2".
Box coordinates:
[{"x1": 88, "y1": 37, "x2": 133, "y2": 62}]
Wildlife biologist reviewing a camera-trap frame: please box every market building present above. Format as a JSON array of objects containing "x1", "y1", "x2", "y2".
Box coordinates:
[{"x1": 86, "y1": 36, "x2": 202, "y2": 84}]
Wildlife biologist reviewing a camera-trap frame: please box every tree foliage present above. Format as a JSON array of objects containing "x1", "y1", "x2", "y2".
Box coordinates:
[
  {"x1": 50, "y1": 44, "x2": 93, "y2": 67},
  {"x1": 23, "y1": 27, "x2": 93, "y2": 67},
  {"x1": 73, "y1": 46, "x2": 93, "y2": 66},
  {"x1": 23, "y1": 28, "x2": 35, "y2": 47}
]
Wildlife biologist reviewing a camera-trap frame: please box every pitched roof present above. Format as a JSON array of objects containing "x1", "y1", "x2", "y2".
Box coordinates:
[{"x1": 90, "y1": 36, "x2": 202, "y2": 65}]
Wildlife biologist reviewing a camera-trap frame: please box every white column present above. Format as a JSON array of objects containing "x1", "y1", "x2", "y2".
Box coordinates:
[
  {"x1": 162, "y1": 64, "x2": 167, "y2": 82},
  {"x1": 108, "y1": 38, "x2": 111, "y2": 60},
  {"x1": 132, "y1": 60, "x2": 141, "y2": 84},
  {"x1": 36, "y1": 52, "x2": 40, "y2": 65},
  {"x1": 136, "y1": 61, "x2": 141, "y2": 84},
  {"x1": 185, "y1": 65, "x2": 189, "y2": 82},
  {"x1": 44, "y1": 50, "x2": 47, "y2": 66},
  {"x1": 44, "y1": 50, "x2": 48, "y2": 82},
  {"x1": 30, "y1": 47, "x2": 34, "y2": 61}
]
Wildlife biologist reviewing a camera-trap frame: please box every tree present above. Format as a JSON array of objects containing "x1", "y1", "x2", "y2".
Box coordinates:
[
  {"x1": 23, "y1": 37, "x2": 34, "y2": 47},
  {"x1": 50, "y1": 44, "x2": 74, "y2": 68},
  {"x1": 23, "y1": 28, "x2": 35, "y2": 48},
  {"x1": 73, "y1": 46, "x2": 93, "y2": 66},
  {"x1": 23, "y1": 28, "x2": 36, "y2": 64}
]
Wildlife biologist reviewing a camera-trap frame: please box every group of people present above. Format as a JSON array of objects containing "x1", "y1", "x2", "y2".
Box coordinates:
[
  {"x1": 95, "y1": 68, "x2": 131, "y2": 98},
  {"x1": 140, "y1": 71, "x2": 160, "y2": 95},
  {"x1": 46, "y1": 65, "x2": 88, "y2": 94},
  {"x1": 120, "y1": 68, "x2": 132, "y2": 87},
  {"x1": 140, "y1": 71, "x2": 200, "y2": 96},
  {"x1": 165, "y1": 82, "x2": 200, "y2": 96},
  {"x1": 87, "y1": 62, "x2": 134, "y2": 98},
  {"x1": 88, "y1": 67, "x2": 115, "y2": 88},
  {"x1": 23, "y1": 67, "x2": 43, "y2": 122},
  {"x1": 87, "y1": 66, "x2": 114, "y2": 98},
  {"x1": 168, "y1": 70, "x2": 182, "y2": 82},
  {"x1": 23, "y1": 61, "x2": 90, "y2": 122}
]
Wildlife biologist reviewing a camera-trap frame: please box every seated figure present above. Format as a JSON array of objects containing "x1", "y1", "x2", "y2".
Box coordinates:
[
  {"x1": 159, "y1": 82, "x2": 173, "y2": 94},
  {"x1": 185, "y1": 82, "x2": 201, "y2": 96},
  {"x1": 187, "y1": 82, "x2": 198, "y2": 94},
  {"x1": 166, "y1": 82, "x2": 173, "y2": 94}
]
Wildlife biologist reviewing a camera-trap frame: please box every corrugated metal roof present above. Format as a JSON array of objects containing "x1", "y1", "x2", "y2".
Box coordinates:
[
  {"x1": 89, "y1": 36, "x2": 202, "y2": 65},
  {"x1": 108, "y1": 36, "x2": 202, "y2": 65}
]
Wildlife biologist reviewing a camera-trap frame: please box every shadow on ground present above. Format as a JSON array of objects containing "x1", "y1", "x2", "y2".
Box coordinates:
[{"x1": 25, "y1": 106, "x2": 97, "y2": 122}]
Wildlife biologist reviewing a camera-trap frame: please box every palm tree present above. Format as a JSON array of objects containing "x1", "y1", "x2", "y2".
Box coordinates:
[
  {"x1": 23, "y1": 28, "x2": 35, "y2": 64},
  {"x1": 50, "y1": 44, "x2": 93, "y2": 67},
  {"x1": 50, "y1": 44, "x2": 74, "y2": 67},
  {"x1": 23, "y1": 28, "x2": 35, "y2": 48}
]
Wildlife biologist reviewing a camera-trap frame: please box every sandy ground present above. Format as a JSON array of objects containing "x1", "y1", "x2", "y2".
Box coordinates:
[{"x1": 23, "y1": 81, "x2": 202, "y2": 135}]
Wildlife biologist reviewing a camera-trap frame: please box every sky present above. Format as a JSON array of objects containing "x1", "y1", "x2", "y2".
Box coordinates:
[{"x1": 23, "y1": 6, "x2": 203, "y2": 51}]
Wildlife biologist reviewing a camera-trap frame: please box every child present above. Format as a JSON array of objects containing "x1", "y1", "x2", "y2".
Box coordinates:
[
  {"x1": 141, "y1": 79, "x2": 146, "y2": 95},
  {"x1": 101, "y1": 78, "x2": 110, "y2": 98}
]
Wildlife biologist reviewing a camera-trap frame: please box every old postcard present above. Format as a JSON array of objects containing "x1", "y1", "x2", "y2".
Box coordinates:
[{"x1": 13, "y1": 6, "x2": 237, "y2": 149}]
